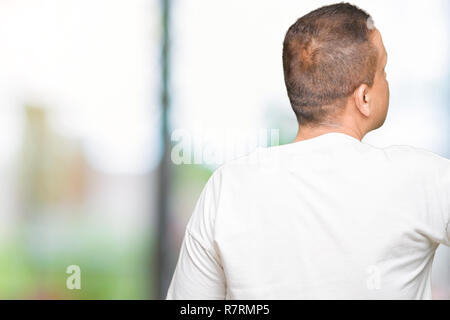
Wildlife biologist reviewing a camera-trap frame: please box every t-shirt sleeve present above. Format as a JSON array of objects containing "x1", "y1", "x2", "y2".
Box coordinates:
[
  {"x1": 397, "y1": 146, "x2": 450, "y2": 246},
  {"x1": 423, "y1": 148, "x2": 450, "y2": 246},
  {"x1": 440, "y1": 159, "x2": 450, "y2": 246},
  {"x1": 166, "y1": 169, "x2": 226, "y2": 299}
]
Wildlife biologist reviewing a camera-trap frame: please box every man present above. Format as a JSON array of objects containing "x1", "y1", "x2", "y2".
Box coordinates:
[{"x1": 166, "y1": 3, "x2": 449, "y2": 299}]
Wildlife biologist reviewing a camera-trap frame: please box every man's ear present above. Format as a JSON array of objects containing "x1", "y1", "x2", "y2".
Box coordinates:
[{"x1": 353, "y1": 84, "x2": 371, "y2": 117}]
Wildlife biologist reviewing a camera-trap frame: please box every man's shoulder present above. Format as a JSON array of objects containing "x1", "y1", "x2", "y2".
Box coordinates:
[
  {"x1": 212, "y1": 148, "x2": 264, "y2": 177},
  {"x1": 376, "y1": 143, "x2": 450, "y2": 176},
  {"x1": 207, "y1": 146, "x2": 284, "y2": 184},
  {"x1": 380, "y1": 143, "x2": 449, "y2": 162}
]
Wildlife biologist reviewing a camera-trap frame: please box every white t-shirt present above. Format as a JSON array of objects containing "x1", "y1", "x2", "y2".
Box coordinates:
[{"x1": 166, "y1": 132, "x2": 450, "y2": 300}]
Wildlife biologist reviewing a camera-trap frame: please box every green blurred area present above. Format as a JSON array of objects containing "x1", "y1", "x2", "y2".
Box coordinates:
[{"x1": 0, "y1": 231, "x2": 154, "y2": 299}]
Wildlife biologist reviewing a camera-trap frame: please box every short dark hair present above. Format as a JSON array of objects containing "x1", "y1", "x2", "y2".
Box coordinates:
[{"x1": 282, "y1": 2, "x2": 378, "y2": 125}]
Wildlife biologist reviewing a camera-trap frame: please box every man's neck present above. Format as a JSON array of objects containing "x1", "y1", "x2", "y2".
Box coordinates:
[{"x1": 294, "y1": 123, "x2": 364, "y2": 143}]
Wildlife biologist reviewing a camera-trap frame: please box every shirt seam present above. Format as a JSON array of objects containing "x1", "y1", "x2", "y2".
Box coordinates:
[{"x1": 185, "y1": 227, "x2": 215, "y2": 257}]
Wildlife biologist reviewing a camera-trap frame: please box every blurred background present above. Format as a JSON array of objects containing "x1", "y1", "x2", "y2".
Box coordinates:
[{"x1": 0, "y1": 0, "x2": 448, "y2": 299}]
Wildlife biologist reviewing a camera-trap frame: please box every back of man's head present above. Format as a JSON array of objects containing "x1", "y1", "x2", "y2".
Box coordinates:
[{"x1": 282, "y1": 2, "x2": 379, "y2": 126}]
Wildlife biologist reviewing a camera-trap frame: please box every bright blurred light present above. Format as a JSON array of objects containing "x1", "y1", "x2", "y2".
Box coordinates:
[{"x1": 0, "y1": 0, "x2": 161, "y2": 174}]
